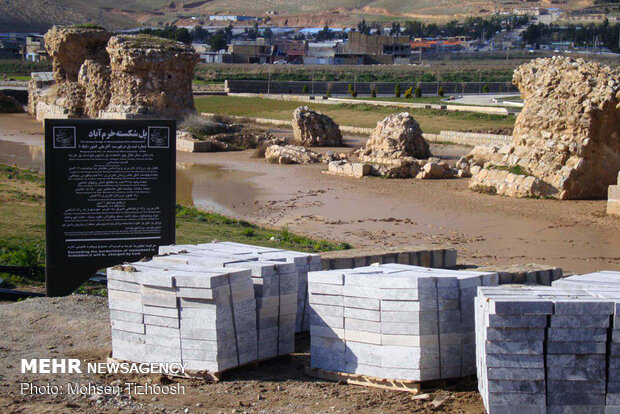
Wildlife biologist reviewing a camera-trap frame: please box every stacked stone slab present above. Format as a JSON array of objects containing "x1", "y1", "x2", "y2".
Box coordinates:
[
  {"x1": 553, "y1": 271, "x2": 620, "y2": 411},
  {"x1": 476, "y1": 285, "x2": 616, "y2": 414},
  {"x1": 308, "y1": 263, "x2": 498, "y2": 381},
  {"x1": 151, "y1": 248, "x2": 297, "y2": 359},
  {"x1": 107, "y1": 262, "x2": 258, "y2": 372},
  {"x1": 158, "y1": 242, "x2": 321, "y2": 333}
]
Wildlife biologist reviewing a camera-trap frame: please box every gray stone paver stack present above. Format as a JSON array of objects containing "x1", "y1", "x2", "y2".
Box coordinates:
[
  {"x1": 475, "y1": 286, "x2": 550, "y2": 414},
  {"x1": 476, "y1": 283, "x2": 618, "y2": 414},
  {"x1": 151, "y1": 247, "x2": 298, "y2": 359},
  {"x1": 308, "y1": 263, "x2": 498, "y2": 381},
  {"x1": 158, "y1": 242, "x2": 321, "y2": 333},
  {"x1": 553, "y1": 271, "x2": 620, "y2": 412},
  {"x1": 108, "y1": 262, "x2": 258, "y2": 372}
]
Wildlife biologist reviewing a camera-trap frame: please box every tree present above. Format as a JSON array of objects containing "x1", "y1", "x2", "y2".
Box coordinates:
[
  {"x1": 173, "y1": 27, "x2": 192, "y2": 44},
  {"x1": 357, "y1": 19, "x2": 371, "y2": 35},
  {"x1": 225, "y1": 24, "x2": 233, "y2": 42},
  {"x1": 395, "y1": 84, "x2": 401, "y2": 98},
  {"x1": 193, "y1": 25, "x2": 207, "y2": 42},
  {"x1": 414, "y1": 86, "x2": 422, "y2": 98},
  {"x1": 438, "y1": 86, "x2": 444, "y2": 97},
  {"x1": 317, "y1": 25, "x2": 335, "y2": 41},
  {"x1": 302, "y1": 84, "x2": 309, "y2": 94},
  {"x1": 208, "y1": 30, "x2": 227, "y2": 52},
  {"x1": 371, "y1": 86, "x2": 376, "y2": 98},
  {"x1": 248, "y1": 22, "x2": 259, "y2": 40},
  {"x1": 263, "y1": 27, "x2": 273, "y2": 41},
  {"x1": 391, "y1": 22, "x2": 401, "y2": 36},
  {"x1": 351, "y1": 88, "x2": 357, "y2": 97}
]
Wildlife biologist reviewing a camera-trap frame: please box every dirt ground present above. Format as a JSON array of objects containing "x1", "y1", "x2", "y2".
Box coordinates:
[{"x1": 0, "y1": 296, "x2": 484, "y2": 413}]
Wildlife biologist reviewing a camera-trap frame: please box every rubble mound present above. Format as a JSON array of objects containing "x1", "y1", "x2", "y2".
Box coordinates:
[
  {"x1": 468, "y1": 57, "x2": 620, "y2": 199},
  {"x1": 292, "y1": 106, "x2": 343, "y2": 147},
  {"x1": 0, "y1": 92, "x2": 24, "y2": 113},
  {"x1": 356, "y1": 112, "x2": 431, "y2": 161},
  {"x1": 104, "y1": 34, "x2": 199, "y2": 119},
  {"x1": 265, "y1": 145, "x2": 323, "y2": 164}
]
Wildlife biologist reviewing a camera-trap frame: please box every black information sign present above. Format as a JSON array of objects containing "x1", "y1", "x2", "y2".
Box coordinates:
[{"x1": 45, "y1": 119, "x2": 176, "y2": 296}]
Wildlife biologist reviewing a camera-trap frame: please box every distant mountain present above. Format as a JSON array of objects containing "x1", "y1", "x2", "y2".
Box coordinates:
[{"x1": 0, "y1": 0, "x2": 593, "y2": 33}]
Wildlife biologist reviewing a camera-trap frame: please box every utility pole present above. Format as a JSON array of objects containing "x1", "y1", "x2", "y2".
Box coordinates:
[{"x1": 267, "y1": 70, "x2": 271, "y2": 95}]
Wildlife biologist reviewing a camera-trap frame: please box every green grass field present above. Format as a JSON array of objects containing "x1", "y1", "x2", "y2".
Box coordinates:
[
  {"x1": 0, "y1": 165, "x2": 348, "y2": 289},
  {"x1": 194, "y1": 95, "x2": 515, "y2": 134}
]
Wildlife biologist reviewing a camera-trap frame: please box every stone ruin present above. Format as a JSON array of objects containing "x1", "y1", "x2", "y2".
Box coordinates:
[
  {"x1": 329, "y1": 112, "x2": 468, "y2": 179},
  {"x1": 259, "y1": 106, "x2": 344, "y2": 163},
  {"x1": 355, "y1": 112, "x2": 431, "y2": 161},
  {"x1": 102, "y1": 35, "x2": 198, "y2": 119},
  {"x1": 30, "y1": 26, "x2": 198, "y2": 121},
  {"x1": 466, "y1": 56, "x2": 620, "y2": 199},
  {"x1": 292, "y1": 106, "x2": 343, "y2": 147},
  {"x1": 264, "y1": 145, "x2": 323, "y2": 164}
]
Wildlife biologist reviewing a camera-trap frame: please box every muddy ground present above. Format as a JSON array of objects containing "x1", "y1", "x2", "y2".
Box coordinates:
[
  {"x1": 0, "y1": 296, "x2": 484, "y2": 413},
  {"x1": 2, "y1": 113, "x2": 618, "y2": 274}
]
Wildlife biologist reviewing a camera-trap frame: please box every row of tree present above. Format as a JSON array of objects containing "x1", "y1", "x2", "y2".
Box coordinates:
[{"x1": 521, "y1": 20, "x2": 620, "y2": 52}]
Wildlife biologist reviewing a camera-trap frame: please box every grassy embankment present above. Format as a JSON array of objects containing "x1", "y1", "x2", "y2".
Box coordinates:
[
  {"x1": 0, "y1": 60, "x2": 52, "y2": 80},
  {"x1": 0, "y1": 165, "x2": 349, "y2": 290},
  {"x1": 194, "y1": 95, "x2": 515, "y2": 134}
]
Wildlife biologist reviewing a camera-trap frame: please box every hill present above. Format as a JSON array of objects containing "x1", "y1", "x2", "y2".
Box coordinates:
[{"x1": 0, "y1": 0, "x2": 596, "y2": 33}]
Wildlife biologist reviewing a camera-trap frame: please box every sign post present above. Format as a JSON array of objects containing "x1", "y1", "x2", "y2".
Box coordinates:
[{"x1": 44, "y1": 119, "x2": 176, "y2": 296}]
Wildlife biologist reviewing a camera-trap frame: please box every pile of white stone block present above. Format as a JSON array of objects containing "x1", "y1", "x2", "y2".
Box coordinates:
[
  {"x1": 476, "y1": 278, "x2": 620, "y2": 414},
  {"x1": 157, "y1": 242, "x2": 320, "y2": 333},
  {"x1": 307, "y1": 263, "x2": 498, "y2": 381},
  {"x1": 108, "y1": 262, "x2": 258, "y2": 372},
  {"x1": 553, "y1": 271, "x2": 620, "y2": 411},
  {"x1": 108, "y1": 242, "x2": 320, "y2": 373}
]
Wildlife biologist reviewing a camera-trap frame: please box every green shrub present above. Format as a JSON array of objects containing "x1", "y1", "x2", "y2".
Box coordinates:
[
  {"x1": 438, "y1": 86, "x2": 444, "y2": 97},
  {"x1": 347, "y1": 83, "x2": 354, "y2": 95},
  {"x1": 371, "y1": 87, "x2": 376, "y2": 98},
  {"x1": 351, "y1": 88, "x2": 357, "y2": 97},
  {"x1": 394, "y1": 84, "x2": 401, "y2": 98},
  {"x1": 483, "y1": 83, "x2": 490, "y2": 93},
  {"x1": 414, "y1": 86, "x2": 422, "y2": 98},
  {"x1": 302, "y1": 84, "x2": 309, "y2": 94}
]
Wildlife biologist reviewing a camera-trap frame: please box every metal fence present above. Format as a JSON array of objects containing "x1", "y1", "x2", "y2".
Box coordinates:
[{"x1": 226, "y1": 80, "x2": 518, "y2": 95}]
